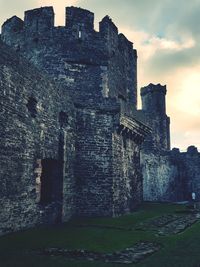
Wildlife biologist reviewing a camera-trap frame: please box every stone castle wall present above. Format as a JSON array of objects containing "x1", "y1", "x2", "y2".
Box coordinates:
[
  {"x1": 142, "y1": 147, "x2": 200, "y2": 202},
  {"x1": 112, "y1": 130, "x2": 142, "y2": 215},
  {"x1": 0, "y1": 6, "x2": 150, "y2": 235},
  {"x1": 74, "y1": 101, "x2": 149, "y2": 217},
  {"x1": 74, "y1": 101, "x2": 118, "y2": 217},
  {"x1": 1, "y1": 5, "x2": 199, "y2": 237},
  {"x1": 140, "y1": 84, "x2": 200, "y2": 202},
  {"x1": 0, "y1": 41, "x2": 75, "y2": 235}
]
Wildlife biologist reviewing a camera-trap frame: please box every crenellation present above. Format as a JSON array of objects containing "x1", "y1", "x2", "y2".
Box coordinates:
[
  {"x1": 24, "y1": 7, "x2": 54, "y2": 33},
  {"x1": 99, "y1": 15, "x2": 118, "y2": 35},
  {"x1": 171, "y1": 147, "x2": 180, "y2": 154},
  {"x1": 2, "y1": 16, "x2": 24, "y2": 33},
  {"x1": 1, "y1": 6, "x2": 138, "y2": 106},
  {"x1": 118, "y1": 33, "x2": 133, "y2": 50},
  {"x1": 99, "y1": 15, "x2": 119, "y2": 54},
  {"x1": 187, "y1": 145, "x2": 199, "y2": 155},
  {"x1": 65, "y1": 7, "x2": 94, "y2": 32},
  {"x1": 1, "y1": 16, "x2": 24, "y2": 48}
]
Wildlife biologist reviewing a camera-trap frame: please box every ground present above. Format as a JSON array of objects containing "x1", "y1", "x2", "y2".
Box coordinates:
[{"x1": 1, "y1": 203, "x2": 200, "y2": 267}]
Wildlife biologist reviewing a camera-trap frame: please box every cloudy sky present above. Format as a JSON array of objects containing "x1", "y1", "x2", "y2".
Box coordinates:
[{"x1": 0, "y1": 0, "x2": 199, "y2": 150}]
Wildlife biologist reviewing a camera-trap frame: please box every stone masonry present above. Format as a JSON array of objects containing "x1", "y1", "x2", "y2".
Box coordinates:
[
  {"x1": 0, "y1": 5, "x2": 199, "y2": 236},
  {"x1": 0, "y1": 6, "x2": 150, "y2": 235},
  {"x1": 139, "y1": 84, "x2": 200, "y2": 202}
]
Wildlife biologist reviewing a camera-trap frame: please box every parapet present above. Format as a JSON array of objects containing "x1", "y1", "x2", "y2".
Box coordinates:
[
  {"x1": 187, "y1": 146, "x2": 199, "y2": 154},
  {"x1": 141, "y1": 83, "x2": 166, "y2": 97},
  {"x1": 24, "y1": 7, "x2": 54, "y2": 33},
  {"x1": 99, "y1": 16, "x2": 119, "y2": 53},
  {"x1": 118, "y1": 33, "x2": 133, "y2": 50},
  {"x1": 2, "y1": 16, "x2": 24, "y2": 33},
  {"x1": 99, "y1": 15, "x2": 118, "y2": 35},
  {"x1": 65, "y1": 7, "x2": 94, "y2": 31},
  {"x1": 171, "y1": 148, "x2": 180, "y2": 154}
]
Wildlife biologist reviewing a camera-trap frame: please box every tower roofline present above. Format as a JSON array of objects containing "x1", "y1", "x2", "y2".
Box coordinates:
[{"x1": 140, "y1": 83, "x2": 166, "y2": 96}]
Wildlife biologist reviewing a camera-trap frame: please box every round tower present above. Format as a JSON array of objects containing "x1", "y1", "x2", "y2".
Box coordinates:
[
  {"x1": 140, "y1": 83, "x2": 170, "y2": 151},
  {"x1": 140, "y1": 83, "x2": 166, "y2": 115}
]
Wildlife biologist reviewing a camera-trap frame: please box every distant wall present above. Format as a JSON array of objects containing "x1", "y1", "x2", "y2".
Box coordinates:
[
  {"x1": 142, "y1": 150, "x2": 182, "y2": 202},
  {"x1": 142, "y1": 147, "x2": 200, "y2": 202},
  {"x1": 179, "y1": 147, "x2": 200, "y2": 201},
  {"x1": 140, "y1": 84, "x2": 200, "y2": 202}
]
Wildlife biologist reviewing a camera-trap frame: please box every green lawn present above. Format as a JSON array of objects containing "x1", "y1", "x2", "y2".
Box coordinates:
[{"x1": 0, "y1": 203, "x2": 200, "y2": 267}]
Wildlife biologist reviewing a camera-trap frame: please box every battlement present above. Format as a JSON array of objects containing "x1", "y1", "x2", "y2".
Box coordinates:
[
  {"x1": 2, "y1": 16, "x2": 24, "y2": 33},
  {"x1": 171, "y1": 146, "x2": 199, "y2": 156},
  {"x1": 1, "y1": 6, "x2": 135, "y2": 49},
  {"x1": 24, "y1": 7, "x2": 54, "y2": 33},
  {"x1": 187, "y1": 146, "x2": 199, "y2": 154},
  {"x1": 65, "y1": 7, "x2": 94, "y2": 32},
  {"x1": 99, "y1": 16, "x2": 119, "y2": 55},
  {"x1": 141, "y1": 83, "x2": 166, "y2": 97},
  {"x1": 99, "y1": 16, "x2": 118, "y2": 35},
  {"x1": 1, "y1": 6, "x2": 138, "y2": 107},
  {"x1": 118, "y1": 33, "x2": 134, "y2": 50},
  {"x1": 171, "y1": 147, "x2": 180, "y2": 154}
]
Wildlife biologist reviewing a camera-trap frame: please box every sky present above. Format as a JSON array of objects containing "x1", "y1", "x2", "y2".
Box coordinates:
[{"x1": 0, "y1": 0, "x2": 199, "y2": 150}]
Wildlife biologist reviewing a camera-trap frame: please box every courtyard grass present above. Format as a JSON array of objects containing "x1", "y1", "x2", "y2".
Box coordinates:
[{"x1": 0, "y1": 203, "x2": 200, "y2": 267}]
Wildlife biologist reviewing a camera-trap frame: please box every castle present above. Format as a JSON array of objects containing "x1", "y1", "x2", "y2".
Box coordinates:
[{"x1": 0, "y1": 6, "x2": 199, "y2": 236}]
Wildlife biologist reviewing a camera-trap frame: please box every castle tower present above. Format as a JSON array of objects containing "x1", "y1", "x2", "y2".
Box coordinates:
[
  {"x1": 140, "y1": 83, "x2": 170, "y2": 150},
  {"x1": 24, "y1": 7, "x2": 54, "y2": 34},
  {"x1": 141, "y1": 83, "x2": 166, "y2": 115}
]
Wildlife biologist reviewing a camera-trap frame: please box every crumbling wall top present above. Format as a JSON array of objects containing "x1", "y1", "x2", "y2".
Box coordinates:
[
  {"x1": 171, "y1": 148, "x2": 180, "y2": 154},
  {"x1": 141, "y1": 83, "x2": 167, "y2": 97},
  {"x1": 118, "y1": 33, "x2": 133, "y2": 50},
  {"x1": 2, "y1": 16, "x2": 24, "y2": 33},
  {"x1": 187, "y1": 146, "x2": 199, "y2": 154},
  {"x1": 1, "y1": 6, "x2": 135, "y2": 52},
  {"x1": 99, "y1": 15, "x2": 118, "y2": 34},
  {"x1": 140, "y1": 83, "x2": 167, "y2": 115}
]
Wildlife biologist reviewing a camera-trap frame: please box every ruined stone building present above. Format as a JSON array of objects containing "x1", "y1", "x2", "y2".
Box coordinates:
[
  {"x1": 139, "y1": 84, "x2": 200, "y2": 203},
  {"x1": 0, "y1": 6, "x2": 199, "y2": 236}
]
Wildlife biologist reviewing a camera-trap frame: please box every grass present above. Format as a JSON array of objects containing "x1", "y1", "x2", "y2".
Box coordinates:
[{"x1": 0, "y1": 203, "x2": 200, "y2": 267}]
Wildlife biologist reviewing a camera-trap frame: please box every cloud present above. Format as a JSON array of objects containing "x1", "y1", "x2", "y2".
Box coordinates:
[
  {"x1": 165, "y1": 66, "x2": 200, "y2": 150},
  {"x1": 0, "y1": 0, "x2": 37, "y2": 27}
]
